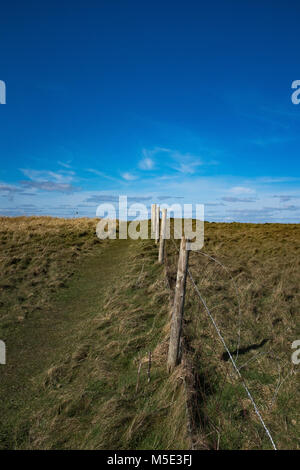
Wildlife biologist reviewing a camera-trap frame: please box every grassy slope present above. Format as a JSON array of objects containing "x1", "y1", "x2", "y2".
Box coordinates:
[
  {"x1": 167, "y1": 222, "x2": 300, "y2": 450},
  {"x1": 0, "y1": 217, "x2": 189, "y2": 450},
  {"x1": 0, "y1": 217, "x2": 299, "y2": 449}
]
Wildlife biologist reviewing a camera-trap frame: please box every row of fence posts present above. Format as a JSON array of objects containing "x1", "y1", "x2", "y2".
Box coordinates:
[
  {"x1": 150, "y1": 207, "x2": 278, "y2": 451},
  {"x1": 151, "y1": 204, "x2": 189, "y2": 373}
]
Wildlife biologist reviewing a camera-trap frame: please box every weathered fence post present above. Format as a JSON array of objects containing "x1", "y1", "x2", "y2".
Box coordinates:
[
  {"x1": 151, "y1": 204, "x2": 156, "y2": 239},
  {"x1": 155, "y1": 205, "x2": 160, "y2": 243},
  {"x1": 158, "y1": 208, "x2": 167, "y2": 263},
  {"x1": 167, "y1": 236, "x2": 190, "y2": 372}
]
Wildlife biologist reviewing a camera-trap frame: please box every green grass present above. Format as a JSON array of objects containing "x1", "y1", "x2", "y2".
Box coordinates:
[
  {"x1": 0, "y1": 217, "x2": 299, "y2": 449},
  {"x1": 166, "y1": 221, "x2": 300, "y2": 450},
  {"x1": 0, "y1": 217, "x2": 190, "y2": 450}
]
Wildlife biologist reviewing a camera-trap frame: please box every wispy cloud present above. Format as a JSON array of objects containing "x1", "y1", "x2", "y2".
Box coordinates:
[
  {"x1": 86, "y1": 168, "x2": 121, "y2": 183},
  {"x1": 58, "y1": 160, "x2": 72, "y2": 169},
  {"x1": 139, "y1": 146, "x2": 218, "y2": 176},
  {"x1": 20, "y1": 168, "x2": 75, "y2": 184},
  {"x1": 121, "y1": 172, "x2": 138, "y2": 181},
  {"x1": 139, "y1": 157, "x2": 155, "y2": 170},
  {"x1": 172, "y1": 161, "x2": 202, "y2": 174},
  {"x1": 229, "y1": 205, "x2": 300, "y2": 217},
  {"x1": 18, "y1": 167, "x2": 80, "y2": 193},
  {"x1": 157, "y1": 195, "x2": 184, "y2": 201},
  {"x1": 0, "y1": 182, "x2": 23, "y2": 194},
  {"x1": 138, "y1": 147, "x2": 171, "y2": 172},
  {"x1": 142, "y1": 147, "x2": 171, "y2": 158},
  {"x1": 170, "y1": 151, "x2": 203, "y2": 174},
  {"x1": 20, "y1": 181, "x2": 80, "y2": 193},
  {"x1": 222, "y1": 196, "x2": 256, "y2": 203},
  {"x1": 229, "y1": 186, "x2": 255, "y2": 195},
  {"x1": 0, "y1": 182, "x2": 26, "y2": 201},
  {"x1": 204, "y1": 202, "x2": 226, "y2": 206},
  {"x1": 257, "y1": 176, "x2": 300, "y2": 184},
  {"x1": 2, "y1": 156, "x2": 299, "y2": 223},
  {"x1": 84, "y1": 194, "x2": 152, "y2": 203},
  {"x1": 273, "y1": 194, "x2": 300, "y2": 203}
]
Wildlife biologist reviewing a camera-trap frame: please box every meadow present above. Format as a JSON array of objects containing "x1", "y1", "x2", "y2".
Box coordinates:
[{"x1": 0, "y1": 217, "x2": 299, "y2": 449}]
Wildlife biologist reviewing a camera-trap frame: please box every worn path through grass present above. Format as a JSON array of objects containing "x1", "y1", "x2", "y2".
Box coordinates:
[
  {"x1": 0, "y1": 237, "x2": 134, "y2": 448},
  {"x1": 1, "y1": 226, "x2": 187, "y2": 450},
  {"x1": 2, "y1": 218, "x2": 297, "y2": 449}
]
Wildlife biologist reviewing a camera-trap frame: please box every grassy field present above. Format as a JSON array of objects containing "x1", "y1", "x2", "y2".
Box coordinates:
[
  {"x1": 0, "y1": 217, "x2": 299, "y2": 449},
  {"x1": 167, "y1": 222, "x2": 300, "y2": 449}
]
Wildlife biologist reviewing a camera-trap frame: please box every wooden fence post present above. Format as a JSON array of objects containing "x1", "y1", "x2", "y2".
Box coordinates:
[
  {"x1": 158, "y1": 208, "x2": 167, "y2": 263},
  {"x1": 167, "y1": 236, "x2": 190, "y2": 372},
  {"x1": 155, "y1": 205, "x2": 160, "y2": 244},
  {"x1": 151, "y1": 204, "x2": 156, "y2": 239}
]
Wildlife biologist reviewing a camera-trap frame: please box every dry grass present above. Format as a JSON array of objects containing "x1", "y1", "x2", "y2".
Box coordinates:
[
  {"x1": 167, "y1": 222, "x2": 300, "y2": 449},
  {"x1": 0, "y1": 216, "x2": 102, "y2": 325},
  {"x1": 0, "y1": 216, "x2": 107, "y2": 448},
  {"x1": 26, "y1": 237, "x2": 190, "y2": 450},
  {"x1": 0, "y1": 217, "x2": 299, "y2": 450},
  {"x1": 0, "y1": 216, "x2": 190, "y2": 450}
]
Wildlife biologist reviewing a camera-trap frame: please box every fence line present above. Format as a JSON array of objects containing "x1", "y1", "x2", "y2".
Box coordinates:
[
  {"x1": 159, "y1": 220, "x2": 277, "y2": 450},
  {"x1": 187, "y1": 268, "x2": 277, "y2": 451},
  {"x1": 167, "y1": 236, "x2": 190, "y2": 372}
]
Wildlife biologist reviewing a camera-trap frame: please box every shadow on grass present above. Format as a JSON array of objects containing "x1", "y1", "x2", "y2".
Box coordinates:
[{"x1": 221, "y1": 338, "x2": 269, "y2": 361}]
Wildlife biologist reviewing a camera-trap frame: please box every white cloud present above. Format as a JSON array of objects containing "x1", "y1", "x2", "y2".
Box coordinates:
[
  {"x1": 0, "y1": 182, "x2": 23, "y2": 193},
  {"x1": 140, "y1": 147, "x2": 213, "y2": 175},
  {"x1": 170, "y1": 151, "x2": 203, "y2": 174},
  {"x1": 142, "y1": 147, "x2": 171, "y2": 159},
  {"x1": 257, "y1": 176, "x2": 300, "y2": 184},
  {"x1": 273, "y1": 194, "x2": 300, "y2": 203},
  {"x1": 86, "y1": 169, "x2": 121, "y2": 182},
  {"x1": 20, "y1": 168, "x2": 75, "y2": 184},
  {"x1": 20, "y1": 181, "x2": 80, "y2": 193},
  {"x1": 121, "y1": 172, "x2": 137, "y2": 181},
  {"x1": 139, "y1": 158, "x2": 154, "y2": 170},
  {"x1": 0, "y1": 182, "x2": 26, "y2": 200},
  {"x1": 222, "y1": 196, "x2": 256, "y2": 203},
  {"x1": 58, "y1": 160, "x2": 72, "y2": 169},
  {"x1": 229, "y1": 186, "x2": 255, "y2": 195},
  {"x1": 2, "y1": 174, "x2": 300, "y2": 222},
  {"x1": 172, "y1": 161, "x2": 202, "y2": 174}
]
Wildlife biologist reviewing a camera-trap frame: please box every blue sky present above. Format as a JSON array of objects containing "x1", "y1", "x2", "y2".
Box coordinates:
[{"x1": 0, "y1": 0, "x2": 300, "y2": 222}]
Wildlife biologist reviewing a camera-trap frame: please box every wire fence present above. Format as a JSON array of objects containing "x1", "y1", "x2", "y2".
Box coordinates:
[
  {"x1": 127, "y1": 211, "x2": 299, "y2": 449},
  {"x1": 167, "y1": 233, "x2": 277, "y2": 450}
]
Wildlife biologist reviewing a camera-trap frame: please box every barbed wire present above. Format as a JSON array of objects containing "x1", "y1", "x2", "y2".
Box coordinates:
[
  {"x1": 169, "y1": 234, "x2": 277, "y2": 450},
  {"x1": 192, "y1": 250, "x2": 242, "y2": 361},
  {"x1": 171, "y1": 226, "x2": 242, "y2": 359},
  {"x1": 187, "y1": 268, "x2": 277, "y2": 450}
]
